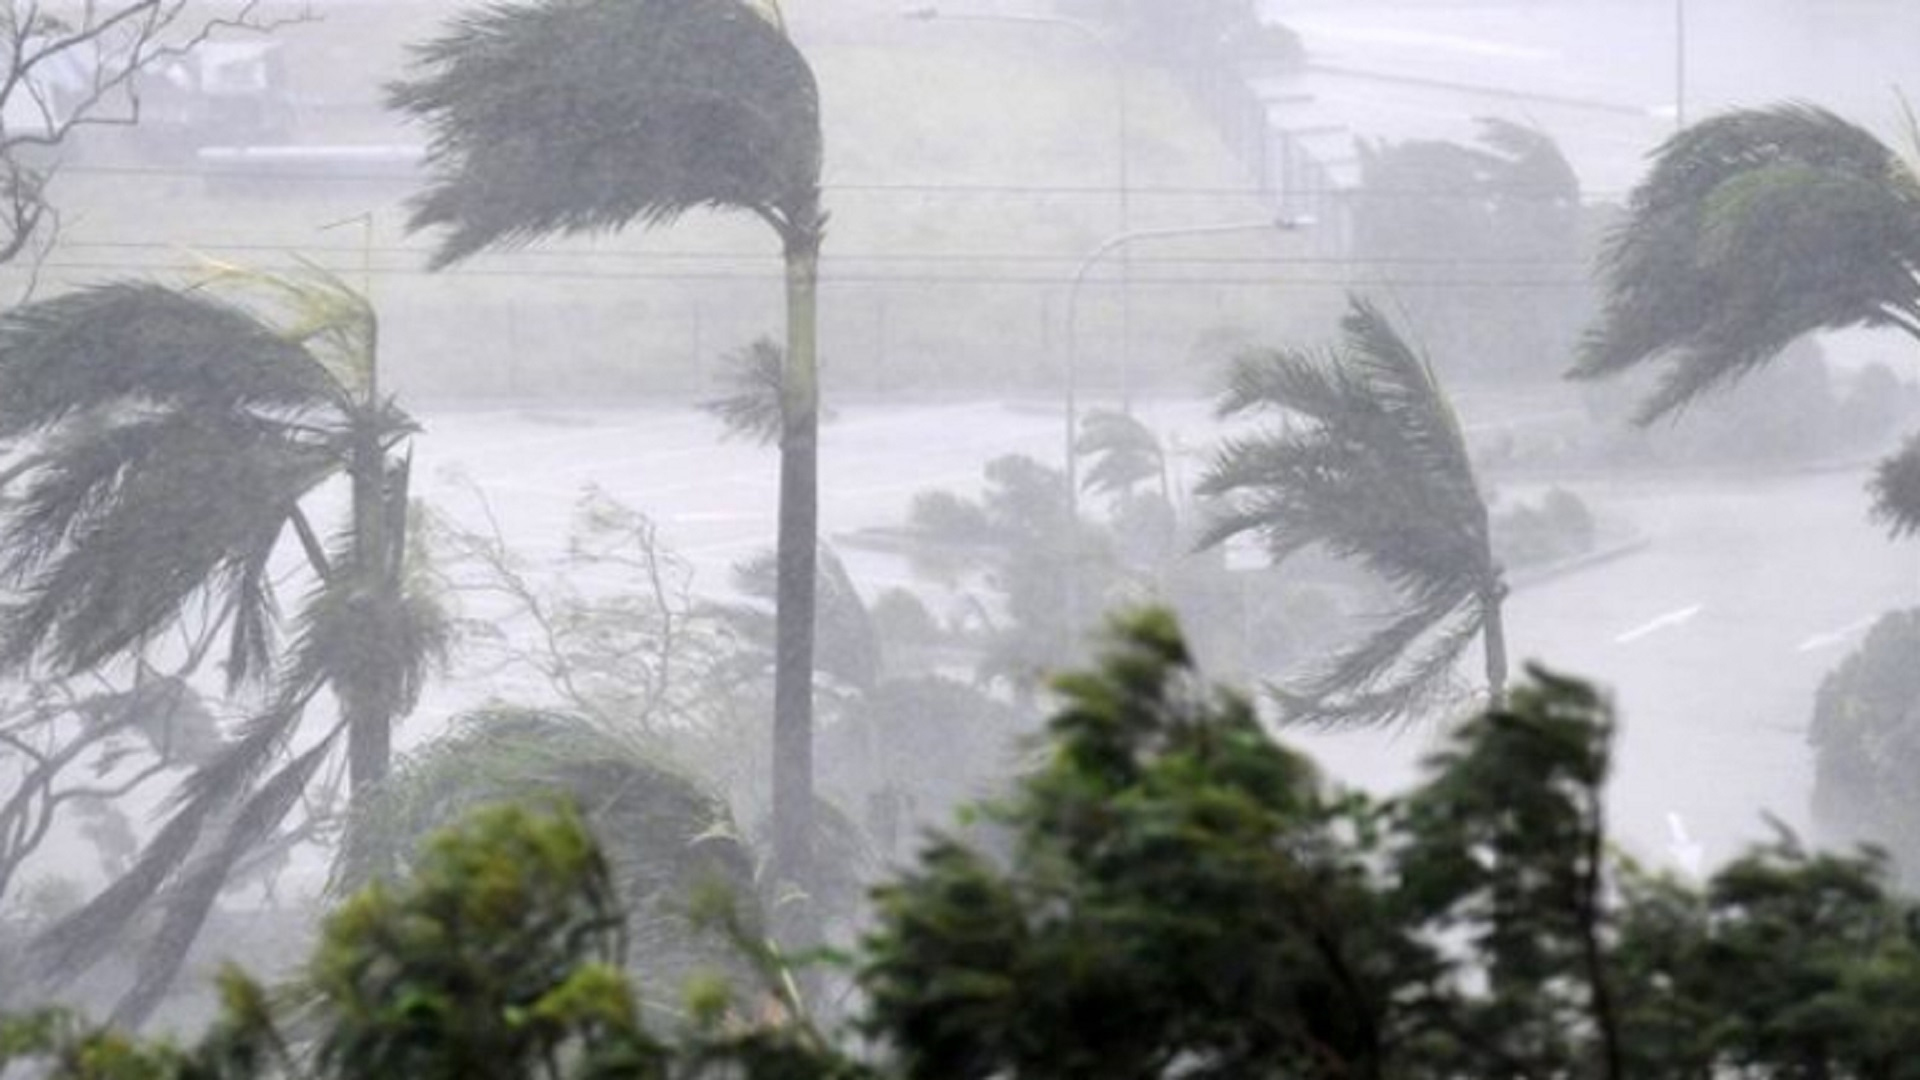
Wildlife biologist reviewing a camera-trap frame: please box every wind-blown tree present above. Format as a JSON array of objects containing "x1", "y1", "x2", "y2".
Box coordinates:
[
  {"x1": 1198, "y1": 296, "x2": 1507, "y2": 726},
  {"x1": 0, "y1": 267, "x2": 446, "y2": 1024},
  {"x1": 390, "y1": 0, "x2": 826, "y2": 879},
  {"x1": 1574, "y1": 103, "x2": 1920, "y2": 529},
  {"x1": 1352, "y1": 118, "x2": 1588, "y2": 383}
]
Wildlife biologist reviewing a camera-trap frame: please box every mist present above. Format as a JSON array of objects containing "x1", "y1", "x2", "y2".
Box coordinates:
[{"x1": 0, "y1": 0, "x2": 1917, "y2": 1040}]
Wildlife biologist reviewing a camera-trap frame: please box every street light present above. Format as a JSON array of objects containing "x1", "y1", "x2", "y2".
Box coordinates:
[
  {"x1": 1674, "y1": 0, "x2": 1687, "y2": 129},
  {"x1": 901, "y1": 4, "x2": 1138, "y2": 402},
  {"x1": 1059, "y1": 215, "x2": 1314, "y2": 642}
]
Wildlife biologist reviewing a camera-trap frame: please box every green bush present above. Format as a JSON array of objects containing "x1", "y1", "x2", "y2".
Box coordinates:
[
  {"x1": 1811, "y1": 608, "x2": 1920, "y2": 885},
  {"x1": 13, "y1": 610, "x2": 1920, "y2": 1079}
]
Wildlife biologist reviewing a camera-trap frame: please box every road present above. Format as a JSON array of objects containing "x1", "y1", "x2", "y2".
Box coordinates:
[{"x1": 414, "y1": 398, "x2": 1919, "y2": 877}]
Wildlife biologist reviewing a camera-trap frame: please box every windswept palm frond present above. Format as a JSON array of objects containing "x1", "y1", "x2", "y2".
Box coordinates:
[
  {"x1": 1277, "y1": 609, "x2": 1486, "y2": 728},
  {"x1": 389, "y1": 0, "x2": 823, "y2": 267},
  {"x1": 269, "y1": 516, "x2": 450, "y2": 793},
  {"x1": 194, "y1": 259, "x2": 379, "y2": 395},
  {"x1": 339, "y1": 708, "x2": 757, "y2": 1002},
  {"x1": 111, "y1": 728, "x2": 346, "y2": 1028},
  {"x1": 1575, "y1": 104, "x2": 1920, "y2": 421},
  {"x1": 1199, "y1": 296, "x2": 1502, "y2": 726},
  {"x1": 0, "y1": 282, "x2": 342, "y2": 437},
  {"x1": 22, "y1": 677, "x2": 328, "y2": 986},
  {"x1": 702, "y1": 338, "x2": 786, "y2": 446},
  {"x1": 1870, "y1": 433, "x2": 1920, "y2": 537},
  {"x1": 0, "y1": 411, "x2": 339, "y2": 682}
]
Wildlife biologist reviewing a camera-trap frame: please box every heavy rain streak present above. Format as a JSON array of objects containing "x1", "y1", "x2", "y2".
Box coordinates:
[{"x1": 0, "y1": 0, "x2": 1918, "y2": 1074}]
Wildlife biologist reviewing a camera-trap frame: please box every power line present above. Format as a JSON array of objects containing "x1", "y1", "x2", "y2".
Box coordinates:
[
  {"x1": 47, "y1": 159, "x2": 1630, "y2": 200},
  {"x1": 19, "y1": 257, "x2": 1594, "y2": 290},
  {"x1": 55, "y1": 237, "x2": 1597, "y2": 270}
]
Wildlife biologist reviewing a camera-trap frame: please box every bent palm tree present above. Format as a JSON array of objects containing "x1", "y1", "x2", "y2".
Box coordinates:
[
  {"x1": 1574, "y1": 103, "x2": 1920, "y2": 529},
  {"x1": 390, "y1": 0, "x2": 826, "y2": 879},
  {"x1": 1198, "y1": 297, "x2": 1506, "y2": 726},
  {"x1": 0, "y1": 268, "x2": 446, "y2": 1023}
]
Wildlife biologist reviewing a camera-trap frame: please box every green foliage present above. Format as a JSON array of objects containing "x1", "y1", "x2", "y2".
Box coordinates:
[
  {"x1": 2, "y1": 804, "x2": 863, "y2": 1080},
  {"x1": 340, "y1": 709, "x2": 760, "y2": 1001},
  {"x1": 1198, "y1": 296, "x2": 1504, "y2": 725},
  {"x1": 390, "y1": 0, "x2": 823, "y2": 266},
  {"x1": 304, "y1": 803, "x2": 650, "y2": 1079},
  {"x1": 860, "y1": 609, "x2": 1394, "y2": 1078},
  {"x1": 18, "y1": 613, "x2": 1920, "y2": 1078},
  {"x1": 703, "y1": 338, "x2": 788, "y2": 448},
  {"x1": 0, "y1": 267, "x2": 446, "y2": 1026},
  {"x1": 1810, "y1": 609, "x2": 1920, "y2": 885},
  {"x1": 1577, "y1": 103, "x2": 1920, "y2": 529},
  {"x1": 1578, "y1": 105, "x2": 1920, "y2": 421}
]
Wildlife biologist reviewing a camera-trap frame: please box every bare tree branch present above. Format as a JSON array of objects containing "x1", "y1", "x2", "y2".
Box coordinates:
[{"x1": 0, "y1": 0, "x2": 314, "y2": 287}]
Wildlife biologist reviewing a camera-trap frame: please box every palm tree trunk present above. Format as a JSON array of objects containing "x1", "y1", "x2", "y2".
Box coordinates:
[
  {"x1": 1482, "y1": 583, "x2": 1510, "y2": 710},
  {"x1": 771, "y1": 212, "x2": 823, "y2": 882},
  {"x1": 345, "y1": 430, "x2": 392, "y2": 797}
]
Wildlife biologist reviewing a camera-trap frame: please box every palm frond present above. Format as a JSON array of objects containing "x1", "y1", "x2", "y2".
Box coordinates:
[
  {"x1": 1576, "y1": 104, "x2": 1920, "y2": 421},
  {"x1": 1200, "y1": 296, "x2": 1501, "y2": 726},
  {"x1": 0, "y1": 282, "x2": 342, "y2": 438},
  {"x1": 0, "y1": 412, "x2": 339, "y2": 681},
  {"x1": 1216, "y1": 343, "x2": 1357, "y2": 424},
  {"x1": 194, "y1": 259, "x2": 378, "y2": 395},
  {"x1": 279, "y1": 553, "x2": 452, "y2": 734},
  {"x1": 166, "y1": 693, "x2": 317, "y2": 818},
  {"x1": 340, "y1": 708, "x2": 756, "y2": 990},
  {"x1": 25, "y1": 788, "x2": 217, "y2": 984},
  {"x1": 111, "y1": 729, "x2": 344, "y2": 1027},
  {"x1": 1870, "y1": 432, "x2": 1920, "y2": 537},
  {"x1": 390, "y1": 0, "x2": 823, "y2": 266},
  {"x1": 22, "y1": 674, "x2": 334, "y2": 991},
  {"x1": 701, "y1": 337, "x2": 785, "y2": 446},
  {"x1": 1199, "y1": 299, "x2": 1491, "y2": 590},
  {"x1": 1278, "y1": 604, "x2": 1486, "y2": 728}
]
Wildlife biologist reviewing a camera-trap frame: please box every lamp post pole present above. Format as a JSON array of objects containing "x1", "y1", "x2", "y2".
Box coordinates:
[{"x1": 1675, "y1": 0, "x2": 1687, "y2": 129}]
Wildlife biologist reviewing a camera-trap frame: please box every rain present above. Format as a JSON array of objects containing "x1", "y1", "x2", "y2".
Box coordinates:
[{"x1": 0, "y1": 0, "x2": 1918, "y2": 1065}]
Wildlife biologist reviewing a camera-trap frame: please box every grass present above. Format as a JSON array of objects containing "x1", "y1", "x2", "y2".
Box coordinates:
[{"x1": 8, "y1": 1, "x2": 1340, "y2": 404}]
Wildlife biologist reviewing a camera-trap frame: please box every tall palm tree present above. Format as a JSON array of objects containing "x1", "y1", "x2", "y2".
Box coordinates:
[
  {"x1": 1198, "y1": 297, "x2": 1506, "y2": 726},
  {"x1": 1574, "y1": 103, "x2": 1920, "y2": 529},
  {"x1": 0, "y1": 267, "x2": 446, "y2": 1024},
  {"x1": 389, "y1": 0, "x2": 826, "y2": 878}
]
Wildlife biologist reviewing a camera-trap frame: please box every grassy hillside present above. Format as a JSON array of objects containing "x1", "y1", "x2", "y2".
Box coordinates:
[{"x1": 14, "y1": 1, "x2": 1337, "y2": 403}]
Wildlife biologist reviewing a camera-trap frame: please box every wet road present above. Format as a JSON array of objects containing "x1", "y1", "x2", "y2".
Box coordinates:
[{"x1": 416, "y1": 399, "x2": 1919, "y2": 874}]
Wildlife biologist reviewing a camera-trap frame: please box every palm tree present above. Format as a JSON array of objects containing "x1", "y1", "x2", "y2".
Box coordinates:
[
  {"x1": 1197, "y1": 296, "x2": 1506, "y2": 726},
  {"x1": 0, "y1": 267, "x2": 446, "y2": 1024},
  {"x1": 341, "y1": 707, "x2": 761, "y2": 1011},
  {"x1": 1574, "y1": 103, "x2": 1920, "y2": 530},
  {"x1": 389, "y1": 0, "x2": 826, "y2": 879}
]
